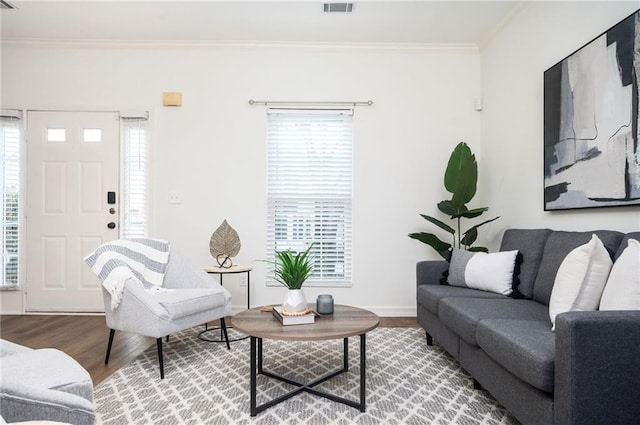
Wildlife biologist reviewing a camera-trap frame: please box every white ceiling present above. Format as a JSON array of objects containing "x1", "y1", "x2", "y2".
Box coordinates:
[{"x1": 1, "y1": 1, "x2": 521, "y2": 45}]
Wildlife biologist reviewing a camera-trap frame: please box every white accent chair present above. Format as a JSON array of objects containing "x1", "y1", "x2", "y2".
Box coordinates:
[
  {"x1": 102, "y1": 250, "x2": 232, "y2": 379},
  {"x1": 0, "y1": 339, "x2": 95, "y2": 424}
]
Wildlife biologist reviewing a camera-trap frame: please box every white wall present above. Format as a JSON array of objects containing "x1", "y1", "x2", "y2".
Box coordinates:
[
  {"x1": 0, "y1": 42, "x2": 481, "y2": 314},
  {"x1": 480, "y1": 1, "x2": 640, "y2": 249}
]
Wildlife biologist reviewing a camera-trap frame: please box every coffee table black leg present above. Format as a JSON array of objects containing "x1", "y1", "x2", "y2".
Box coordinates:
[
  {"x1": 343, "y1": 337, "x2": 349, "y2": 370},
  {"x1": 360, "y1": 333, "x2": 366, "y2": 412},
  {"x1": 258, "y1": 338, "x2": 263, "y2": 373},
  {"x1": 250, "y1": 336, "x2": 257, "y2": 417}
]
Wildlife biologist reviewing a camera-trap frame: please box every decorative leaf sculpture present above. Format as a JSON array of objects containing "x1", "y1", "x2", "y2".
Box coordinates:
[{"x1": 209, "y1": 220, "x2": 241, "y2": 268}]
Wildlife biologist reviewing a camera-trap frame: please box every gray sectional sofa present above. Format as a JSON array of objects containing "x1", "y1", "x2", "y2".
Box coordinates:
[{"x1": 416, "y1": 229, "x2": 640, "y2": 425}]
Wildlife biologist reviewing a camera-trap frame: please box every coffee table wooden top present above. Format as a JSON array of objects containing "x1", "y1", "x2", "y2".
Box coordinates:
[{"x1": 231, "y1": 304, "x2": 380, "y2": 341}]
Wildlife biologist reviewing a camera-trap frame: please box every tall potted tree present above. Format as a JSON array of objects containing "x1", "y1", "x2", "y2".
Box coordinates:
[{"x1": 409, "y1": 142, "x2": 499, "y2": 259}]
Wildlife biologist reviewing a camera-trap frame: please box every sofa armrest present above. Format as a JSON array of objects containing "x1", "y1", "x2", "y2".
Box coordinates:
[
  {"x1": 0, "y1": 383, "x2": 95, "y2": 425},
  {"x1": 416, "y1": 260, "x2": 448, "y2": 286},
  {"x1": 555, "y1": 310, "x2": 640, "y2": 425},
  {"x1": 0, "y1": 339, "x2": 31, "y2": 357},
  {"x1": 103, "y1": 278, "x2": 172, "y2": 334}
]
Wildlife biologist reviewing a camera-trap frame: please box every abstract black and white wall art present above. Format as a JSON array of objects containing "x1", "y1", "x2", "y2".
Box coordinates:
[{"x1": 544, "y1": 10, "x2": 640, "y2": 210}]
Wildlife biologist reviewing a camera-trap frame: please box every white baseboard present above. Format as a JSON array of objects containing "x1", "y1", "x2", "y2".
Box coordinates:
[{"x1": 363, "y1": 306, "x2": 417, "y2": 317}]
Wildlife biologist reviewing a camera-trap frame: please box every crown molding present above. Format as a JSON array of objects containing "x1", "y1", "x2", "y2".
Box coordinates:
[{"x1": 2, "y1": 38, "x2": 479, "y2": 54}]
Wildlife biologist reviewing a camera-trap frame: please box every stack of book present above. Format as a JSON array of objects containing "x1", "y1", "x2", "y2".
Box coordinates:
[{"x1": 272, "y1": 306, "x2": 315, "y2": 326}]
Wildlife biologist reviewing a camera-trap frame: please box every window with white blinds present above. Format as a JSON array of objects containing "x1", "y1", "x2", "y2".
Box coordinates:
[
  {"x1": 267, "y1": 108, "x2": 353, "y2": 287},
  {"x1": 1, "y1": 112, "x2": 21, "y2": 289},
  {"x1": 121, "y1": 116, "x2": 148, "y2": 238}
]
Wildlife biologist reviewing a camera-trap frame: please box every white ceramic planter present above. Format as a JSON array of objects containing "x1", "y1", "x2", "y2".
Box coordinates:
[{"x1": 282, "y1": 289, "x2": 308, "y2": 313}]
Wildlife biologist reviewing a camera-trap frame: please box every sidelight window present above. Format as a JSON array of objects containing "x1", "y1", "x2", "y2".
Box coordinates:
[
  {"x1": 121, "y1": 114, "x2": 149, "y2": 238},
  {"x1": 1, "y1": 110, "x2": 21, "y2": 289}
]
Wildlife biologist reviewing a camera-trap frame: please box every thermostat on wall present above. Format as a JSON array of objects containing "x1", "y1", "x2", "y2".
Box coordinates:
[{"x1": 162, "y1": 92, "x2": 182, "y2": 107}]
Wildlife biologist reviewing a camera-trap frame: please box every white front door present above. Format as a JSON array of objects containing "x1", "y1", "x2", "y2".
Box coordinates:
[{"x1": 26, "y1": 111, "x2": 120, "y2": 312}]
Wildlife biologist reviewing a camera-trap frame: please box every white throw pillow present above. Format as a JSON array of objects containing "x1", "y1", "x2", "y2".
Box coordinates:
[
  {"x1": 447, "y1": 248, "x2": 519, "y2": 296},
  {"x1": 599, "y1": 239, "x2": 640, "y2": 310},
  {"x1": 549, "y1": 234, "x2": 613, "y2": 330}
]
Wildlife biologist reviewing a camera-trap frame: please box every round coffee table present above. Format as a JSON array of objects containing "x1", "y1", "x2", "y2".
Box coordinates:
[{"x1": 232, "y1": 304, "x2": 379, "y2": 416}]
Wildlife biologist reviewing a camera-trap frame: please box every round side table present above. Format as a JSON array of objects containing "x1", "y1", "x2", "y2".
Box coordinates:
[
  {"x1": 199, "y1": 264, "x2": 253, "y2": 343},
  {"x1": 203, "y1": 264, "x2": 253, "y2": 309}
]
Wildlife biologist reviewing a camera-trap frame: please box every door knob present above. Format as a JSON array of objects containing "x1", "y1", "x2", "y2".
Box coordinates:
[{"x1": 107, "y1": 222, "x2": 116, "y2": 229}]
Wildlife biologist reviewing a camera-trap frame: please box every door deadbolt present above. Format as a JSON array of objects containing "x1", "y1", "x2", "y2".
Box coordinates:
[{"x1": 107, "y1": 222, "x2": 116, "y2": 229}]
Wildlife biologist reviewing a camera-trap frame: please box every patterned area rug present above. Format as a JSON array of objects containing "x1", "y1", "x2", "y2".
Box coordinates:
[{"x1": 94, "y1": 327, "x2": 520, "y2": 425}]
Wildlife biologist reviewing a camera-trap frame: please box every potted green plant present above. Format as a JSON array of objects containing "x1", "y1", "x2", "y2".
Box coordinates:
[
  {"x1": 270, "y1": 243, "x2": 315, "y2": 313},
  {"x1": 409, "y1": 142, "x2": 499, "y2": 259}
]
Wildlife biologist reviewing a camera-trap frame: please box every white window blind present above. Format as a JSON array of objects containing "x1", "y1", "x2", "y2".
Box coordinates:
[
  {"x1": 267, "y1": 108, "x2": 353, "y2": 287},
  {"x1": 1, "y1": 111, "x2": 21, "y2": 289},
  {"x1": 121, "y1": 116, "x2": 148, "y2": 238}
]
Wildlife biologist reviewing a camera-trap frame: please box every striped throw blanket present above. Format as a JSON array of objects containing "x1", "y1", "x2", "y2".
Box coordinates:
[{"x1": 84, "y1": 238, "x2": 170, "y2": 310}]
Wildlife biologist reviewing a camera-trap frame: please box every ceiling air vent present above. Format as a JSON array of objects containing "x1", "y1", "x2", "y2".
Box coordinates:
[
  {"x1": 323, "y1": 3, "x2": 353, "y2": 13},
  {"x1": 0, "y1": 0, "x2": 16, "y2": 9}
]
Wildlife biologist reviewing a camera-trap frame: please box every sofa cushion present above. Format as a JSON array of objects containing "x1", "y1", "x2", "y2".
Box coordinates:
[
  {"x1": 148, "y1": 287, "x2": 227, "y2": 319},
  {"x1": 447, "y1": 249, "x2": 519, "y2": 295},
  {"x1": 532, "y1": 230, "x2": 623, "y2": 306},
  {"x1": 499, "y1": 228, "x2": 552, "y2": 299},
  {"x1": 438, "y1": 298, "x2": 549, "y2": 346},
  {"x1": 615, "y1": 232, "x2": 640, "y2": 260},
  {"x1": 549, "y1": 234, "x2": 612, "y2": 330},
  {"x1": 476, "y1": 319, "x2": 555, "y2": 394},
  {"x1": 417, "y1": 284, "x2": 506, "y2": 315},
  {"x1": 600, "y1": 239, "x2": 640, "y2": 310}
]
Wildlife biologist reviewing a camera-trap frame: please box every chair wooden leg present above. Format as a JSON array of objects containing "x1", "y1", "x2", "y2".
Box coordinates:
[
  {"x1": 156, "y1": 338, "x2": 165, "y2": 379},
  {"x1": 220, "y1": 317, "x2": 231, "y2": 350},
  {"x1": 105, "y1": 329, "x2": 116, "y2": 364}
]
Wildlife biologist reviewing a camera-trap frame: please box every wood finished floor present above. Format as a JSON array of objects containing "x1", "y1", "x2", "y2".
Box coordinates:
[{"x1": 0, "y1": 314, "x2": 418, "y2": 385}]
